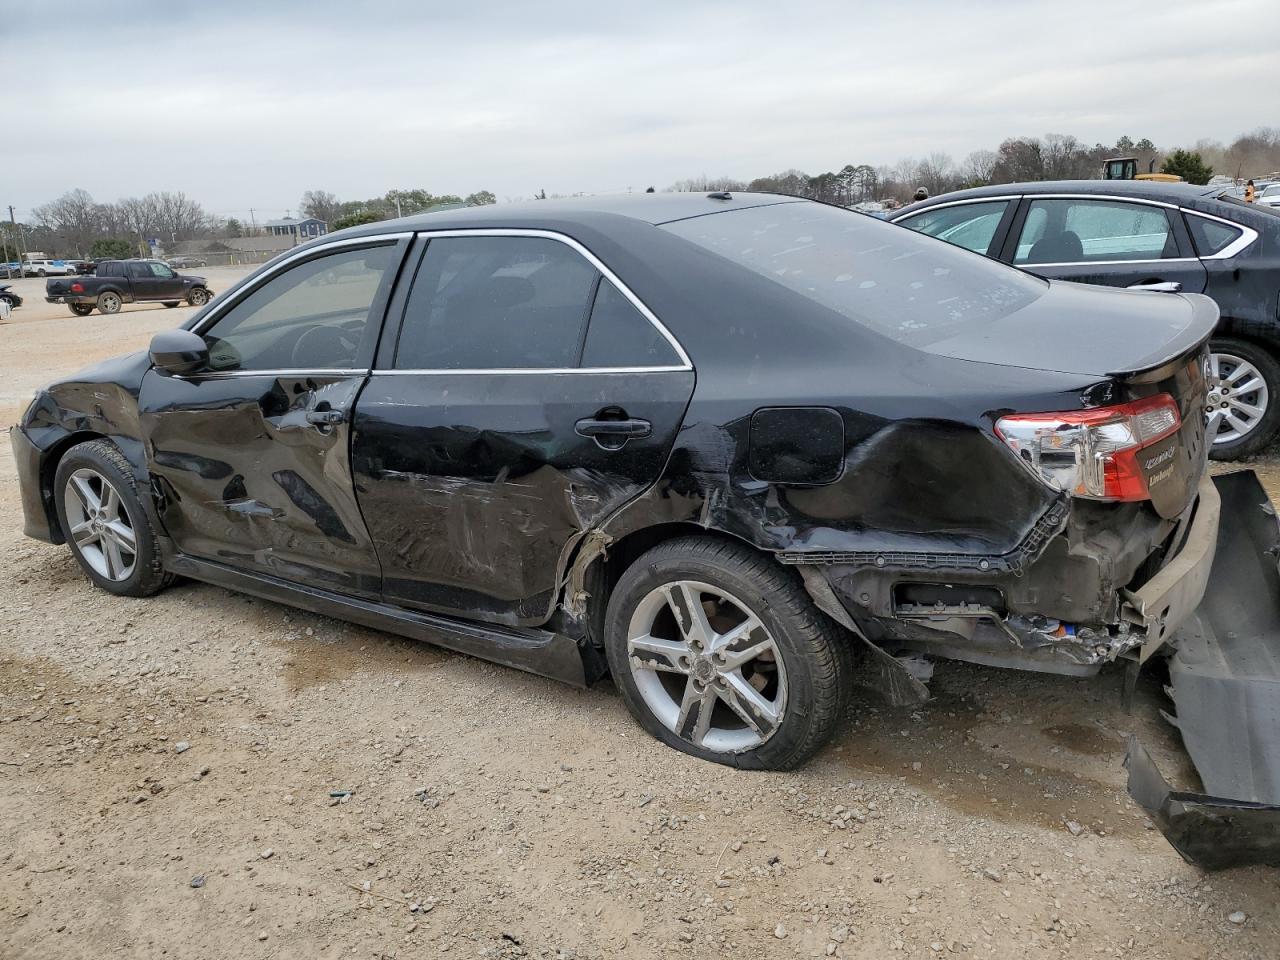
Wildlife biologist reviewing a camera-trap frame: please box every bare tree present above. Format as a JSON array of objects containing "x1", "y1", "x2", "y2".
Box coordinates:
[
  {"x1": 300, "y1": 189, "x2": 342, "y2": 224},
  {"x1": 916, "y1": 152, "x2": 954, "y2": 196},
  {"x1": 961, "y1": 149, "x2": 998, "y2": 185}
]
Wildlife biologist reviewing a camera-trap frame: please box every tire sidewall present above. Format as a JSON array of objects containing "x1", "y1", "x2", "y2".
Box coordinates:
[
  {"x1": 1208, "y1": 337, "x2": 1280, "y2": 460},
  {"x1": 188, "y1": 288, "x2": 208, "y2": 306},
  {"x1": 97, "y1": 292, "x2": 121, "y2": 314},
  {"x1": 53, "y1": 442, "x2": 160, "y2": 597},
  {"x1": 604, "y1": 549, "x2": 826, "y2": 770}
]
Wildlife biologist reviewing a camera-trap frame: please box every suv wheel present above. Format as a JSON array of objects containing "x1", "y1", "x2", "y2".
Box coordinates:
[
  {"x1": 604, "y1": 537, "x2": 852, "y2": 770},
  {"x1": 1207, "y1": 338, "x2": 1280, "y2": 459},
  {"x1": 96, "y1": 291, "x2": 122, "y2": 315},
  {"x1": 53, "y1": 439, "x2": 174, "y2": 597}
]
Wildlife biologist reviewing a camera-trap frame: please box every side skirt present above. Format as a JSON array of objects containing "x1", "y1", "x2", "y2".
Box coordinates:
[{"x1": 167, "y1": 554, "x2": 590, "y2": 687}]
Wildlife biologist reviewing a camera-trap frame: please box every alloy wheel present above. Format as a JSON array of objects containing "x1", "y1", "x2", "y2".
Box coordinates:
[
  {"x1": 626, "y1": 580, "x2": 787, "y2": 753},
  {"x1": 62, "y1": 467, "x2": 137, "y2": 582},
  {"x1": 1207, "y1": 352, "x2": 1269, "y2": 446},
  {"x1": 190, "y1": 289, "x2": 209, "y2": 305},
  {"x1": 100, "y1": 293, "x2": 121, "y2": 313}
]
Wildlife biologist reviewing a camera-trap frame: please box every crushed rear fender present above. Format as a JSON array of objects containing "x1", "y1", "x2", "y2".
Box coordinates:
[{"x1": 1128, "y1": 469, "x2": 1280, "y2": 868}]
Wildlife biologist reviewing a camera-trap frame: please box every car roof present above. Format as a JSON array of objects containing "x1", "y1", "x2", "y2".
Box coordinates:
[
  {"x1": 340, "y1": 191, "x2": 803, "y2": 237},
  {"x1": 894, "y1": 179, "x2": 1224, "y2": 216}
]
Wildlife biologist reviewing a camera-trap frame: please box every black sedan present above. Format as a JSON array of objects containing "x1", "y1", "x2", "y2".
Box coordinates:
[
  {"x1": 9, "y1": 193, "x2": 1224, "y2": 772},
  {"x1": 0, "y1": 284, "x2": 21, "y2": 310},
  {"x1": 890, "y1": 180, "x2": 1280, "y2": 457}
]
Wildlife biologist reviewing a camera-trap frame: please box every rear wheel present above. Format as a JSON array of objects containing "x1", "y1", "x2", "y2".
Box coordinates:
[
  {"x1": 187, "y1": 287, "x2": 210, "y2": 307},
  {"x1": 1207, "y1": 338, "x2": 1280, "y2": 459},
  {"x1": 53, "y1": 439, "x2": 173, "y2": 597},
  {"x1": 604, "y1": 536, "x2": 852, "y2": 770},
  {"x1": 96, "y1": 291, "x2": 122, "y2": 315},
  {"x1": 69, "y1": 303, "x2": 94, "y2": 317}
]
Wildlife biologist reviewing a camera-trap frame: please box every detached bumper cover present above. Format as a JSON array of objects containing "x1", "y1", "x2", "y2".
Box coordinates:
[
  {"x1": 1128, "y1": 469, "x2": 1280, "y2": 868},
  {"x1": 9, "y1": 423, "x2": 57, "y2": 542}
]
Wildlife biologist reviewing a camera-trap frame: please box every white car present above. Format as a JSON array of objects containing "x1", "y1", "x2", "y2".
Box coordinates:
[
  {"x1": 1257, "y1": 183, "x2": 1280, "y2": 208},
  {"x1": 23, "y1": 259, "x2": 75, "y2": 277}
]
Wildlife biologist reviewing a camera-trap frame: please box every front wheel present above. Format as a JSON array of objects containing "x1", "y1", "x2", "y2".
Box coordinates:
[
  {"x1": 604, "y1": 537, "x2": 852, "y2": 770},
  {"x1": 187, "y1": 287, "x2": 209, "y2": 307},
  {"x1": 53, "y1": 439, "x2": 173, "y2": 597},
  {"x1": 69, "y1": 303, "x2": 94, "y2": 317},
  {"x1": 1207, "y1": 338, "x2": 1280, "y2": 459},
  {"x1": 37, "y1": 269, "x2": 47, "y2": 277}
]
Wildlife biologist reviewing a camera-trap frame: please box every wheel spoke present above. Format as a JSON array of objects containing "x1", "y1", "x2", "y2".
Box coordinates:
[
  {"x1": 101, "y1": 485, "x2": 120, "y2": 520},
  {"x1": 628, "y1": 634, "x2": 690, "y2": 674},
  {"x1": 675, "y1": 678, "x2": 716, "y2": 745},
  {"x1": 101, "y1": 536, "x2": 123, "y2": 579},
  {"x1": 105, "y1": 520, "x2": 136, "y2": 553},
  {"x1": 69, "y1": 519, "x2": 98, "y2": 545},
  {"x1": 719, "y1": 673, "x2": 779, "y2": 738},
  {"x1": 1228, "y1": 399, "x2": 1264, "y2": 420},
  {"x1": 1206, "y1": 409, "x2": 1226, "y2": 440},
  {"x1": 712, "y1": 616, "x2": 773, "y2": 670},
  {"x1": 70, "y1": 474, "x2": 101, "y2": 513},
  {"x1": 1231, "y1": 377, "x2": 1264, "y2": 396},
  {"x1": 664, "y1": 583, "x2": 715, "y2": 649},
  {"x1": 1225, "y1": 362, "x2": 1258, "y2": 386},
  {"x1": 1225, "y1": 411, "x2": 1253, "y2": 435}
]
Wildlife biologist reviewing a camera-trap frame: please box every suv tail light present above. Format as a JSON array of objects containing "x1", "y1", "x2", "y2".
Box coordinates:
[{"x1": 995, "y1": 394, "x2": 1181, "y2": 502}]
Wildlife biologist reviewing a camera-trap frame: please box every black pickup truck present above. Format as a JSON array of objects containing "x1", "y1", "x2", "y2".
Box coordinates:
[{"x1": 46, "y1": 259, "x2": 213, "y2": 316}]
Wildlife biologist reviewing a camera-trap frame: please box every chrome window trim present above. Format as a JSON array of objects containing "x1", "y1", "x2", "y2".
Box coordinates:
[
  {"x1": 172, "y1": 368, "x2": 371, "y2": 381},
  {"x1": 1182, "y1": 210, "x2": 1259, "y2": 260},
  {"x1": 1021, "y1": 257, "x2": 1198, "y2": 268},
  {"x1": 402, "y1": 227, "x2": 694, "y2": 373},
  {"x1": 891, "y1": 195, "x2": 1021, "y2": 220},
  {"x1": 371, "y1": 366, "x2": 690, "y2": 376},
  {"x1": 190, "y1": 232, "x2": 413, "y2": 336}
]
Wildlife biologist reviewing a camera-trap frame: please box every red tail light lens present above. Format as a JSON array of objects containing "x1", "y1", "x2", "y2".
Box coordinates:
[
  {"x1": 70, "y1": 282, "x2": 83, "y2": 293},
  {"x1": 995, "y1": 394, "x2": 1181, "y2": 502}
]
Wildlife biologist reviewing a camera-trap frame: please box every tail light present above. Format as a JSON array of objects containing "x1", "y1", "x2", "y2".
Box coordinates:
[
  {"x1": 70, "y1": 282, "x2": 83, "y2": 293},
  {"x1": 995, "y1": 394, "x2": 1181, "y2": 502}
]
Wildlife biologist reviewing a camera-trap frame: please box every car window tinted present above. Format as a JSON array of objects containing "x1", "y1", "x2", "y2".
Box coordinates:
[
  {"x1": 581, "y1": 279, "x2": 681, "y2": 368},
  {"x1": 1184, "y1": 214, "x2": 1243, "y2": 256},
  {"x1": 1014, "y1": 199, "x2": 1175, "y2": 264},
  {"x1": 662, "y1": 202, "x2": 1044, "y2": 350},
  {"x1": 898, "y1": 200, "x2": 1009, "y2": 254},
  {"x1": 200, "y1": 244, "x2": 396, "y2": 372},
  {"x1": 396, "y1": 236, "x2": 599, "y2": 370}
]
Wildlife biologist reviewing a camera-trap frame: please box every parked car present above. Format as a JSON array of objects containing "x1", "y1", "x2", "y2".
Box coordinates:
[
  {"x1": 0, "y1": 284, "x2": 23, "y2": 311},
  {"x1": 167, "y1": 256, "x2": 208, "y2": 268},
  {"x1": 10, "y1": 191, "x2": 1232, "y2": 777},
  {"x1": 23, "y1": 259, "x2": 75, "y2": 277},
  {"x1": 890, "y1": 180, "x2": 1280, "y2": 457},
  {"x1": 1, "y1": 262, "x2": 24, "y2": 280},
  {"x1": 44, "y1": 259, "x2": 212, "y2": 316},
  {"x1": 1257, "y1": 183, "x2": 1280, "y2": 209}
]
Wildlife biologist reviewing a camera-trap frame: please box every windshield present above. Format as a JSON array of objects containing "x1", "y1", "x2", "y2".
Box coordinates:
[{"x1": 662, "y1": 202, "x2": 1045, "y2": 348}]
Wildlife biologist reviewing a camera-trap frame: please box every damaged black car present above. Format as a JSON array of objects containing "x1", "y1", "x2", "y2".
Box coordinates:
[{"x1": 10, "y1": 193, "x2": 1277, "y2": 860}]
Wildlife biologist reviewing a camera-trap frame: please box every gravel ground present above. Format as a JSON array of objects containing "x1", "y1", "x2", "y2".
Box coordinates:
[{"x1": 1, "y1": 280, "x2": 1278, "y2": 959}]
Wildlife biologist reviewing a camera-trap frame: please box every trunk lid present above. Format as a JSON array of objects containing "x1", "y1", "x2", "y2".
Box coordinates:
[{"x1": 923, "y1": 281, "x2": 1218, "y2": 378}]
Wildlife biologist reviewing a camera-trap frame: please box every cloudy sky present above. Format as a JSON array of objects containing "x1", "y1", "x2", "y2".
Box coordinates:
[{"x1": 5, "y1": 0, "x2": 1275, "y2": 222}]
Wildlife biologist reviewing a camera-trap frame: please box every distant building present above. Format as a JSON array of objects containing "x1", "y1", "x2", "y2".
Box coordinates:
[{"x1": 263, "y1": 217, "x2": 328, "y2": 241}]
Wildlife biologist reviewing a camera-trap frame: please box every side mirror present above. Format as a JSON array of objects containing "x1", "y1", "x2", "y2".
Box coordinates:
[{"x1": 149, "y1": 328, "x2": 209, "y2": 375}]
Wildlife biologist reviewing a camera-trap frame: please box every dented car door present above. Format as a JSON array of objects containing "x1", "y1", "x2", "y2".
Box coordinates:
[
  {"x1": 137, "y1": 237, "x2": 409, "y2": 597},
  {"x1": 351, "y1": 232, "x2": 695, "y2": 626}
]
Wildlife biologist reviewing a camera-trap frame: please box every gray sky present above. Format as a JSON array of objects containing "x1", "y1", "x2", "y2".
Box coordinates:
[{"x1": 5, "y1": 0, "x2": 1275, "y2": 222}]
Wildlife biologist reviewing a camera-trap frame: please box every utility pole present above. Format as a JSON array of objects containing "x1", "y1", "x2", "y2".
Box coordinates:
[
  {"x1": 249, "y1": 208, "x2": 258, "y2": 236},
  {"x1": 8, "y1": 205, "x2": 27, "y2": 261}
]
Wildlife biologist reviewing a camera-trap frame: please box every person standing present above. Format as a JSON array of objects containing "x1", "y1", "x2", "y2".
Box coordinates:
[{"x1": 1245, "y1": 180, "x2": 1256, "y2": 203}]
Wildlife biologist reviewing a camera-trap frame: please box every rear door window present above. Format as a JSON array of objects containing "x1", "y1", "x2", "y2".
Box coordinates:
[
  {"x1": 1184, "y1": 214, "x2": 1244, "y2": 257},
  {"x1": 127, "y1": 262, "x2": 150, "y2": 279},
  {"x1": 896, "y1": 200, "x2": 1010, "y2": 255},
  {"x1": 580, "y1": 280, "x2": 682, "y2": 368},
  {"x1": 395, "y1": 236, "x2": 599, "y2": 370},
  {"x1": 1013, "y1": 198, "x2": 1176, "y2": 265}
]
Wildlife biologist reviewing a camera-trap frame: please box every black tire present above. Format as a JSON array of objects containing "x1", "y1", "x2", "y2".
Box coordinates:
[
  {"x1": 96, "y1": 291, "x2": 122, "y2": 315},
  {"x1": 37, "y1": 269, "x2": 47, "y2": 277},
  {"x1": 162, "y1": 301, "x2": 180, "y2": 308},
  {"x1": 53, "y1": 439, "x2": 174, "y2": 598},
  {"x1": 187, "y1": 287, "x2": 209, "y2": 307},
  {"x1": 69, "y1": 303, "x2": 94, "y2": 317},
  {"x1": 1208, "y1": 337, "x2": 1280, "y2": 460},
  {"x1": 0, "y1": 295, "x2": 15, "y2": 309},
  {"x1": 603, "y1": 536, "x2": 853, "y2": 770}
]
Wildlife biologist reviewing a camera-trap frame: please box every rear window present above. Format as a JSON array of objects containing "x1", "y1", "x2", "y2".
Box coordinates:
[{"x1": 662, "y1": 202, "x2": 1044, "y2": 349}]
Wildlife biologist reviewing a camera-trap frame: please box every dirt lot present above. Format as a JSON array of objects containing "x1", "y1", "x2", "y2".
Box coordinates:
[{"x1": 1, "y1": 279, "x2": 1278, "y2": 959}]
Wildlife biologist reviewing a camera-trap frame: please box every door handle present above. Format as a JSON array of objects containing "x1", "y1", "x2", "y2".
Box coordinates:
[
  {"x1": 1127, "y1": 280, "x2": 1181, "y2": 293},
  {"x1": 576, "y1": 415, "x2": 651, "y2": 450},
  {"x1": 305, "y1": 401, "x2": 344, "y2": 426}
]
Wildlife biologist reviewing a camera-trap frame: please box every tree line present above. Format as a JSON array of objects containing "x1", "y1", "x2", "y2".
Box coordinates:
[
  {"x1": 669, "y1": 127, "x2": 1280, "y2": 205},
  {"x1": 3, "y1": 185, "x2": 498, "y2": 259}
]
